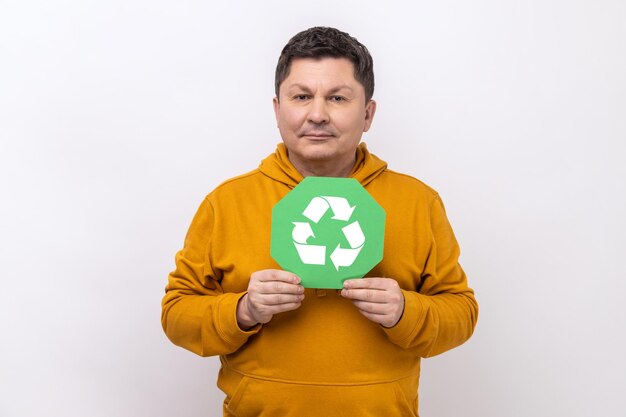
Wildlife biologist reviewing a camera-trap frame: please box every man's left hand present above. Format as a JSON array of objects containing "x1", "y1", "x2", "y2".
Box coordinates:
[{"x1": 340, "y1": 278, "x2": 405, "y2": 328}]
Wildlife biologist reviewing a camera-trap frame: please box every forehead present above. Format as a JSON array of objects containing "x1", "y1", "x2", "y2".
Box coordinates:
[{"x1": 283, "y1": 57, "x2": 359, "y2": 89}]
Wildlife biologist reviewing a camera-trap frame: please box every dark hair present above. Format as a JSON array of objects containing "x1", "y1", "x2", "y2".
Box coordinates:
[{"x1": 275, "y1": 26, "x2": 374, "y2": 102}]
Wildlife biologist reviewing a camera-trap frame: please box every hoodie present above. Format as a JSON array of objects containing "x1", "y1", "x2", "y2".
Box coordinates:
[{"x1": 162, "y1": 143, "x2": 478, "y2": 417}]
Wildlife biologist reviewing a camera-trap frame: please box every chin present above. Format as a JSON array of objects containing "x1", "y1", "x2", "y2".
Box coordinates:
[
  {"x1": 299, "y1": 153, "x2": 335, "y2": 164},
  {"x1": 297, "y1": 145, "x2": 338, "y2": 161}
]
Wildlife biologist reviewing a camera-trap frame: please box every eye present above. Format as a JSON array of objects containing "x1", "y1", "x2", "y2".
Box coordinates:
[
  {"x1": 294, "y1": 94, "x2": 310, "y2": 101},
  {"x1": 329, "y1": 95, "x2": 345, "y2": 102}
]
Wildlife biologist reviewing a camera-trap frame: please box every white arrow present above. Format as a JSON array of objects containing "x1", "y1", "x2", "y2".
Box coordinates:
[
  {"x1": 330, "y1": 244, "x2": 363, "y2": 270},
  {"x1": 342, "y1": 221, "x2": 365, "y2": 248},
  {"x1": 322, "y1": 196, "x2": 355, "y2": 221},
  {"x1": 302, "y1": 197, "x2": 330, "y2": 223},
  {"x1": 294, "y1": 243, "x2": 326, "y2": 265},
  {"x1": 292, "y1": 222, "x2": 315, "y2": 244}
]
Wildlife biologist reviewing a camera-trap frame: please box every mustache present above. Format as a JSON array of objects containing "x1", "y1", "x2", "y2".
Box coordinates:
[{"x1": 298, "y1": 126, "x2": 337, "y2": 137}]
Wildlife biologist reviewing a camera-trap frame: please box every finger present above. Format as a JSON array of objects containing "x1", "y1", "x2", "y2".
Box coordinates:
[
  {"x1": 354, "y1": 309, "x2": 388, "y2": 324},
  {"x1": 258, "y1": 281, "x2": 305, "y2": 295},
  {"x1": 256, "y1": 270, "x2": 301, "y2": 284},
  {"x1": 341, "y1": 288, "x2": 388, "y2": 303},
  {"x1": 274, "y1": 303, "x2": 302, "y2": 314},
  {"x1": 343, "y1": 277, "x2": 394, "y2": 290},
  {"x1": 253, "y1": 300, "x2": 303, "y2": 316},
  {"x1": 256, "y1": 293, "x2": 305, "y2": 305},
  {"x1": 267, "y1": 302, "x2": 303, "y2": 314},
  {"x1": 361, "y1": 311, "x2": 398, "y2": 328},
  {"x1": 351, "y1": 300, "x2": 393, "y2": 315}
]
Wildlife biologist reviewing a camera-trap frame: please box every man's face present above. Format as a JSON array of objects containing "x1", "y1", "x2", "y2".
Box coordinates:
[{"x1": 273, "y1": 57, "x2": 376, "y2": 173}]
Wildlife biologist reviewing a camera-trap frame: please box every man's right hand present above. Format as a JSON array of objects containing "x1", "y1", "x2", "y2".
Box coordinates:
[{"x1": 236, "y1": 269, "x2": 305, "y2": 330}]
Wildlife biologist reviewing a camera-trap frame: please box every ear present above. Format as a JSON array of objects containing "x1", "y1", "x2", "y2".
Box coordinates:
[
  {"x1": 272, "y1": 96, "x2": 280, "y2": 126},
  {"x1": 363, "y1": 99, "x2": 377, "y2": 132}
]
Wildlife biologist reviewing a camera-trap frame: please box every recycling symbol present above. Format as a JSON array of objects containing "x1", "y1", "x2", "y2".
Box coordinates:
[
  {"x1": 271, "y1": 177, "x2": 386, "y2": 289},
  {"x1": 292, "y1": 196, "x2": 365, "y2": 270}
]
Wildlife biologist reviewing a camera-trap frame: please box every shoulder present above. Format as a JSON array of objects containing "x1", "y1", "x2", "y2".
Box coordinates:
[
  {"x1": 201, "y1": 168, "x2": 285, "y2": 213},
  {"x1": 205, "y1": 168, "x2": 266, "y2": 198},
  {"x1": 372, "y1": 169, "x2": 440, "y2": 202}
]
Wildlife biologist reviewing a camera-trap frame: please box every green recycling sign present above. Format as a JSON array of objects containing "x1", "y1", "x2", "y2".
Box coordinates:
[{"x1": 271, "y1": 177, "x2": 386, "y2": 289}]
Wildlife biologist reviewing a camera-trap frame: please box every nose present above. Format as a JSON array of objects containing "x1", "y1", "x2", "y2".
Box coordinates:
[{"x1": 307, "y1": 97, "x2": 329, "y2": 124}]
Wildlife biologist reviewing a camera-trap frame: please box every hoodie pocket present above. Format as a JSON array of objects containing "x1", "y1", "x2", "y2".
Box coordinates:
[
  {"x1": 223, "y1": 375, "x2": 251, "y2": 416},
  {"x1": 223, "y1": 376, "x2": 418, "y2": 417}
]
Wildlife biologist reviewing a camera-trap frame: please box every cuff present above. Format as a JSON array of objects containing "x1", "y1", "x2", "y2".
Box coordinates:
[
  {"x1": 214, "y1": 292, "x2": 262, "y2": 349},
  {"x1": 382, "y1": 290, "x2": 425, "y2": 348}
]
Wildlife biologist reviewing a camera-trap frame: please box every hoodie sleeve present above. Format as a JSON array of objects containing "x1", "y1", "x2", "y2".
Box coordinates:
[
  {"x1": 161, "y1": 197, "x2": 260, "y2": 357},
  {"x1": 383, "y1": 194, "x2": 478, "y2": 357}
]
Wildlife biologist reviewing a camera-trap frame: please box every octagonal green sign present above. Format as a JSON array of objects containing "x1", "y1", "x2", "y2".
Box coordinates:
[{"x1": 271, "y1": 177, "x2": 386, "y2": 289}]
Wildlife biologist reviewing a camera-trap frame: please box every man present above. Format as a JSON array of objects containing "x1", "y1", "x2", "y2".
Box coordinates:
[{"x1": 162, "y1": 26, "x2": 478, "y2": 416}]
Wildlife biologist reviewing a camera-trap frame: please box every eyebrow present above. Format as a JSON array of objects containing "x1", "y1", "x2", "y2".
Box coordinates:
[{"x1": 287, "y1": 83, "x2": 355, "y2": 94}]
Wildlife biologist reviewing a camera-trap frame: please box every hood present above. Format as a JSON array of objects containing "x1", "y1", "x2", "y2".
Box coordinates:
[{"x1": 258, "y1": 142, "x2": 388, "y2": 189}]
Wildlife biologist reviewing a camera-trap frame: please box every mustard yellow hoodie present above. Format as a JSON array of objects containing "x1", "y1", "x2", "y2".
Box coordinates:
[{"x1": 162, "y1": 143, "x2": 478, "y2": 416}]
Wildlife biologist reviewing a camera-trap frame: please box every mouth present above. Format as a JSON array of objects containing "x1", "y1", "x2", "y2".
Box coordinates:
[{"x1": 300, "y1": 132, "x2": 334, "y2": 140}]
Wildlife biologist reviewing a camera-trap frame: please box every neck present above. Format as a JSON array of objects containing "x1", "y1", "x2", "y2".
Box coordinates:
[{"x1": 289, "y1": 154, "x2": 356, "y2": 178}]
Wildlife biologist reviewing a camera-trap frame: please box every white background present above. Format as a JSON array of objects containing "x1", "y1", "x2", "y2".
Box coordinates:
[{"x1": 1, "y1": 0, "x2": 625, "y2": 416}]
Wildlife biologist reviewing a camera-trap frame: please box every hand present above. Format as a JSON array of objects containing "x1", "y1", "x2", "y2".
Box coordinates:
[
  {"x1": 340, "y1": 278, "x2": 405, "y2": 328},
  {"x1": 237, "y1": 269, "x2": 305, "y2": 330}
]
